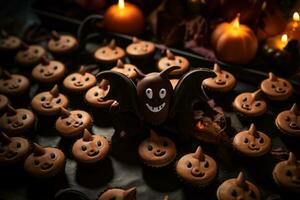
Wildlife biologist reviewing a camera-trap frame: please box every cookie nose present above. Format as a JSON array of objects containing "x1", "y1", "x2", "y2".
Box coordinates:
[
  {"x1": 251, "y1": 143, "x2": 256, "y2": 148},
  {"x1": 156, "y1": 149, "x2": 161, "y2": 153}
]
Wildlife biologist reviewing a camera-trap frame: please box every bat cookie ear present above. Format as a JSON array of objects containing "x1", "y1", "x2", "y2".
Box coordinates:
[{"x1": 160, "y1": 66, "x2": 180, "y2": 79}]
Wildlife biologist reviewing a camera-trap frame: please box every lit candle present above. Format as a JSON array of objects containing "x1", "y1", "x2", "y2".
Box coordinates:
[
  {"x1": 285, "y1": 12, "x2": 300, "y2": 43},
  {"x1": 104, "y1": 0, "x2": 145, "y2": 36},
  {"x1": 265, "y1": 34, "x2": 289, "y2": 50}
]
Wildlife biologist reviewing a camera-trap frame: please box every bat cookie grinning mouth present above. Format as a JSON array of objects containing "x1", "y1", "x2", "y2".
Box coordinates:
[{"x1": 146, "y1": 102, "x2": 165, "y2": 113}]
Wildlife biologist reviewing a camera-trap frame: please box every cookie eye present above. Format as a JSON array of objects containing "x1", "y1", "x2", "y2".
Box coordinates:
[
  {"x1": 0, "y1": 148, "x2": 4, "y2": 154},
  {"x1": 85, "y1": 77, "x2": 90, "y2": 82},
  {"x1": 34, "y1": 49, "x2": 39, "y2": 54},
  {"x1": 71, "y1": 77, "x2": 76, "y2": 81},
  {"x1": 94, "y1": 92, "x2": 99, "y2": 97},
  {"x1": 166, "y1": 62, "x2": 171, "y2": 67},
  {"x1": 114, "y1": 51, "x2": 118, "y2": 54},
  {"x1": 77, "y1": 113, "x2": 82, "y2": 118},
  {"x1": 147, "y1": 145, "x2": 153, "y2": 151},
  {"x1": 34, "y1": 160, "x2": 40, "y2": 166},
  {"x1": 231, "y1": 189, "x2": 237, "y2": 197},
  {"x1": 66, "y1": 39, "x2": 70, "y2": 43},
  {"x1": 40, "y1": 69, "x2": 44, "y2": 73},
  {"x1": 285, "y1": 116, "x2": 291, "y2": 122},
  {"x1": 7, "y1": 119, "x2": 12, "y2": 124},
  {"x1": 56, "y1": 98, "x2": 61, "y2": 104},
  {"x1": 145, "y1": 88, "x2": 153, "y2": 99},
  {"x1": 225, "y1": 74, "x2": 229, "y2": 79},
  {"x1": 159, "y1": 88, "x2": 166, "y2": 99},
  {"x1": 255, "y1": 102, "x2": 261, "y2": 107},
  {"x1": 249, "y1": 190, "x2": 256, "y2": 198},
  {"x1": 22, "y1": 115, "x2": 27, "y2": 120},
  {"x1": 66, "y1": 121, "x2": 71, "y2": 126},
  {"x1": 16, "y1": 143, "x2": 21, "y2": 148},
  {"x1": 242, "y1": 97, "x2": 248, "y2": 102},
  {"x1": 178, "y1": 59, "x2": 182, "y2": 64},
  {"x1": 258, "y1": 137, "x2": 264, "y2": 144},
  {"x1": 187, "y1": 162, "x2": 192, "y2": 168},
  {"x1": 102, "y1": 50, "x2": 106, "y2": 54},
  {"x1": 18, "y1": 79, "x2": 22, "y2": 83},
  {"x1": 244, "y1": 138, "x2": 249, "y2": 144},
  {"x1": 53, "y1": 66, "x2": 58, "y2": 70},
  {"x1": 97, "y1": 141, "x2": 102, "y2": 147},
  {"x1": 40, "y1": 96, "x2": 46, "y2": 101},
  {"x1": 3, "y1": 82, "x2": 8, "y2": 86},
  {"x1": 283, "y1": 82, "x2": 288, "y2": 87},
  {"x1": 203, "y1": 161, "x2": 209, "y2": 168},
  {"x1": 163, "y1": 141, "x2": 168, "y2": 147},
  {"x1": 286, "y1": 170, "x2": 292, "y2": 177},
  {"x1": 50, "y1": 153, "x2": 56, "y2": 160},
  {"x1": 272, "y1": 84, "x2": 276, "y2": 88},
  {"x1": 81, "y1": 145, "x2": 87, "y2": 151}
]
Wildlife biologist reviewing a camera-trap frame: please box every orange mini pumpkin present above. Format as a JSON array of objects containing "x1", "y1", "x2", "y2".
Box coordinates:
[{"x1": 211, "y1": 15, "x2": 258, "y2": 64}]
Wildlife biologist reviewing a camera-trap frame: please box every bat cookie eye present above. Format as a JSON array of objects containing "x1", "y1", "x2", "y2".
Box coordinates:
[
  {"x1": 145, "y1": 88, "x2": 153, "y2": 99},
  {"x1": 159, "y1": 88, "x2": 166, "y2": 99}
]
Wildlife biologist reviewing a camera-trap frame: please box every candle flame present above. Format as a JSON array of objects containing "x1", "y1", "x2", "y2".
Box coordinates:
[
  {"x1": 118, "y1": 0, "x2": 125, "y2": 9},
  {"x1": 293, "y1": 12, "x2": 300, "y2": 21},
  {"x1": 281, "y1": 34, "x2": 288, "y2": 47},
  {"x1": 232, "y1": 14, "x2": 240, "y2": 30}
]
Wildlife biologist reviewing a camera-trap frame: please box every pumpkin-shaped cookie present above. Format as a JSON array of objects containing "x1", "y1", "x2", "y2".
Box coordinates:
[
  {"x1": 111, "y1": 60, "x2": 138, "y2": 80},
  {"x1": 0, "y1": 71, "x2": 30, "y2": 96},
  {"x1": 98, "y1": 187, "x2": 136, "y2": 200},
  {"x1": 203, "y1": 63, "x2": 236, "y2": 92},
  {"x1": 233, "y1": 124, "x2": 271, "y2": 157},
  {"x1": 0, "y1": 132, "x2": 30, "y2": 165},
  {"x1": 24, "y1": 143, "x2": 65, "y2": 178},
  {"x1": 32, "y1": 57, "x2": 66, "y2": 83},
  {"x1": 176, "y1": 146, "x2": 217, "y2": 186},
  {"x1": 138, "y1": 130, "x2": 176, "y2": 168},
  {"x1": 47, "y1": 31, "x2": 78, "y2": 54},
  {"x1": 94, "y1": 39, "x2": 125, "y2": 65},
  {"x1": 63, "y1": 66, "x2": 96, "y2": 93},
  {"x1": 260, "y1": 72, "x2": 293, "y2": 101},
  {"x1": 0, "y1": 30, "x2": 22, "y2": 52},
  {"x1": 15, "y1": 43, "x2": 46, "y2": 67},
  {"x1": 126, "y1": 37, "x2": 155, "y2": 59},
  {"x1": 72, "y1": 129, "x2": 110, "y2": 164},
  {"x1": 0, "y1": 105, "x2": 35, "y2": 136},
  {"x1": 273, "y1": 152, "x2": 300, "y2": 193},
  {"x1": 31, "y1": 85, "x2": 69, "y2": 116},
  {"x1": 55, "y1": 107, "x2": 93, "y2": 138},
  {"x1": 233, "y1": 89, "x2": 267, "y2": 117},
  {"x1": 217, "y1": 172, "x2": 261, "y2": 200},
  {"x1": 275, "y1": 104, "x2": 300, "y2": 136},
  {"x1": 157, "y1": 50, "x2": 189, "y2": 76},
  {"x1": 85, "y1": 80, "x2": 115, "y2": 108}
]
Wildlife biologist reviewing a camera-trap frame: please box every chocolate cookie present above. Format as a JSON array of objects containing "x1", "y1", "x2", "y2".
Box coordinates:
[
  {"x1": 0, "y1": 132, "x2": 30, "y2": 165},
  {"x1": 0, "y1": 105, "x2": 35, "y2": 136},
  {"x1": 15, "y1": 43, "x2": 46, "y2": 67},
  {"x1": 98, "y1": 187, "x2": 136, "y2": 200},
  {"x1": 138, "y1": 130, "x2": 176, "y2": 168},
  {"x1": 0, "y1": 94, "x2": 9, "y2": 113},
  {"x1": 72, "y1": 129, "x2": 110, "y2": 164},
  {"x1": 233, "y1": 124, "x2": 271, "y2": 157},
  {"x1": 111, "y1": 60, "x2": 138, "y2": 80},
  {"x1": 275, "y1": 104, "x2": 300, "y2": 136},
  {"x1": 48, "y1": 31, "x2": 78, "y2": 54},
  {"x1": 31, "y1": 85, "x2": 69, "y2": 116},
  {"x1": 63, "y1": 66, "x2": 96, "y2": 93},
  {"x1": 55, "y1": 107, "x2": 93, "y2": 138},
  {"x1": 32, "y1": 57, "x2": 66, "y2": 83},
  {"x1": 94, "y1": 39, "x2": 125, "y2": 65},
  {"x1": 157, "y1": 50, "x2": 189, "y2": 76},
  {"x1": 203, "y1": 63, "x2": 236, "y2": 93},
  {"x1": 233, "y1": 89, "x2": 267, "y2": 117},
  {"x1": 273, "y1": 152, "x2": 300, "y2": 193},
  {"x1": 217, "y1": 172, "x2": 261, "y2": 200},
  {"x1": 176, "y1": 146, "x2": 217, "y2": 186},
  {"x1": 260, "y1": 72, "x2": 293, "y2": 101},
  {"x1": 24, "y1": 143, "x2": 66, "y2": 178},
  {"x1": 85, "y1": 80, "x2": 115, "y2": 108},
  {"x1": 0, "y1": 71, "x2": 30, "y2": 96},
  {"x1": 126, "y1": 37, "x2": 155, "y2": 59},
  {"x1": 0, "y1": 30, "x2": 22, "y2": 52}
]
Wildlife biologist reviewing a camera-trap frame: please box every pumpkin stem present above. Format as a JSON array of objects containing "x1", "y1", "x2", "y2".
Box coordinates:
[
  {"x1": 236, "y1": 172, "x2": 248, "y2": 189},
  {"x1": 213, "y1": 63, "x2": 222, "y2": 73},
  {"x1": 149, "y1": 130, "x2": 160, "y2": 141},
  {"x1": 132, "y1": 37, "x2": 140, "y2": 43},
  {"x1": 20, "y1": 41, "x2": 29, "y2": 50},
  {"x1": 124, "y1": 187, "x2": 136, "y2": 199},
  {"x1": 83, "y1": 129, "x2": 94, "y2": 141},
  {"x1": 269, "y1": 72, "x2": 277, "y2": 81},
  {"x1": 78, "y1": 66, "x2": 86, "y2": 75},
  {"x1": 6, "y1": 104, "x2": 17, "y2": 116},
  {"x1": 51, "y1": 30, "x2": 60, "y2": 41},
  {"x1": 50, "y1": 84, "x2": 60, "y2": 98},
  {"x1": 232, "y1": 13, "x2": 240, "y2": 29},
  {"x1": 32, "y1": 143, "x2": 46, "y2": 156},
  {"x1": 193, "y1": 146, "x2": 205, "y2": 161},
  {"x1": 116, "y1": 59, "x2": 124, "y2": 69},
  {"x1": 163, "y1": 195, "x2": 169, "y2": 200},
  {"x1": 109, "y1": 39, "x2": 116, "y2": 49},
  {"x1": 60, "y1": 107, "x2": 70, "y2": 119},
  {"x1": 290, "y1": 103, "x2": 298, "y2": 115},
  {"x1": 252, "y1": 89, "x2": 263, "y2": 100},
  {"x1": 2, "y1": 70, "x2": 12, "y2": 79},
  {"x1": 98, "y1": 79, "x2": 109, "y2": 91},
  {"x1": 40, "y1": 55, "x2": 50, "y2": 66},
  {"x1": 0, "y1": 30, "x2": 8, "y2": 38},
  {"x1": 248, "y1": 123, "x2": 259, "y2": 138},
  {"x1": 287, "y1": 152, "x2": 297, "y2": 165},
  {"x1": 0, "y1": 132, "x2": 11, "y2": 145},
  {"x1": 166, "y1": 49, "x2": 175, "y2": 60}
]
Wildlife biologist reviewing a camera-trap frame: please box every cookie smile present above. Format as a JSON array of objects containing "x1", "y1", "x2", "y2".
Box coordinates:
[
  {"x1": 154, "y1": 151, "x2": 166, "y2": 157},
  {"x1": 87, "y1": 150, "x2": 99, "y2": 157},
  {"x1": 41, "y1": 162, "x2": 53, "y2": 170},
  {"x1": 146, "y1": 102, "x2": 166, "y2": 113},
  {"x1": 5, "y1": 151, "x2": 17, "y2": 159},
  {"x1": 42, "y1": 103, "x2": 53, "y2": 109},
  {"x1": 191, "y1": 171, "x2": 205, "y2": 177}
]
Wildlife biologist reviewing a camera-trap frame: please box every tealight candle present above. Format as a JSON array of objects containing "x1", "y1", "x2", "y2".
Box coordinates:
[
  {"x1": 265, "y1": 34, "x2": 289, "y2": 51},
  {"x1": 285, "y1": 12, "x2": 300, "y2": 43},
  {"x1": 104, "y1": 0, "x2": 145, "y2": 35}
]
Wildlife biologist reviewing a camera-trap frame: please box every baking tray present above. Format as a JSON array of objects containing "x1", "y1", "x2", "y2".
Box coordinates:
[{"x1": 0, "y1": 8, "x2": 299, "y2": 200}]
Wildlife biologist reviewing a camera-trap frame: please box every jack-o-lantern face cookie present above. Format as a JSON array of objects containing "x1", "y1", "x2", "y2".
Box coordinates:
[
  {"x1": 176, "y1": 146, "x2": 217, "y2": 186},
  {"x1": 0, "y1": 94, "x2": 9, "y2": 113},
  {"x1": 0, "y1": 132, "x2": 30, "y2": 165},
  {"x1": 260, "y1": 72, "x2": 293, "y2": 101},
  {"x1": 31, "y1": 85, "x2": 69, "y2": 116},
  {"x1": 203, "y1": 64, "x2": 236, "y2": 92},
  {"x1": 15, "y1": 44, "x2": 46, "y2": 66},
  {"x1": 72, "y1": 129, "x2": 110, "y2": 164},
  {"x1": 85, "y1": 80, "x2": 115, "y2": 108},
  {"x1": 55, "y1": 107, "x2": 93, "y2": 138},
  {"x1": 47, "y1": 31, "x2": 78, "y2": 54},
  {"x1": 157, "y1": 50, "x2": 189, "y2": 76},
  {"x1": 126, "y1": 37, "x2": 155, "y2": 58},
  {"x1": 217, "y1": 172, "x2": 261, "y2": 200},
  {"x1": 0, "y1": 30, "x2": 22, "y2": 52},
  {"x1": 0, "y1": 71, "x2": 30, "y2": 96},
  {"x1": 233, "y1": 124, "x2": 271, "y2": 157},
  {"x1": 94, "y1": 39, "x2": 125, "y2": 64},
  {"x1": 138, "y1": 130, "x2": 176, "y2": 168},
  {"x1": 0, "y1": 105, "x2": 35, "y2": 136},
  {"x1": 275, "y1": 104, "x2": 300, "y2": 136},
  {"x1": 24, "y1": 143, "x2": 65, "y2": 178},
  {"x1": 98, "y1": 187, "x2": 136, "y2": 200},
  {"x1": 32, "y1": 58, "x2": 66, "y2": 83},
  {"x1": 111, "y1": 60, "x2": 138, "y2": 80},
  {"x1": 233, "y1": 89, "x2": 267, "y2": 117},
  {"x1": 63, "y1": 66, "x2": 96, "y2": 93},
  {"x1": 273, "y1": 152, "x2": 300, "y2": 193}
]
